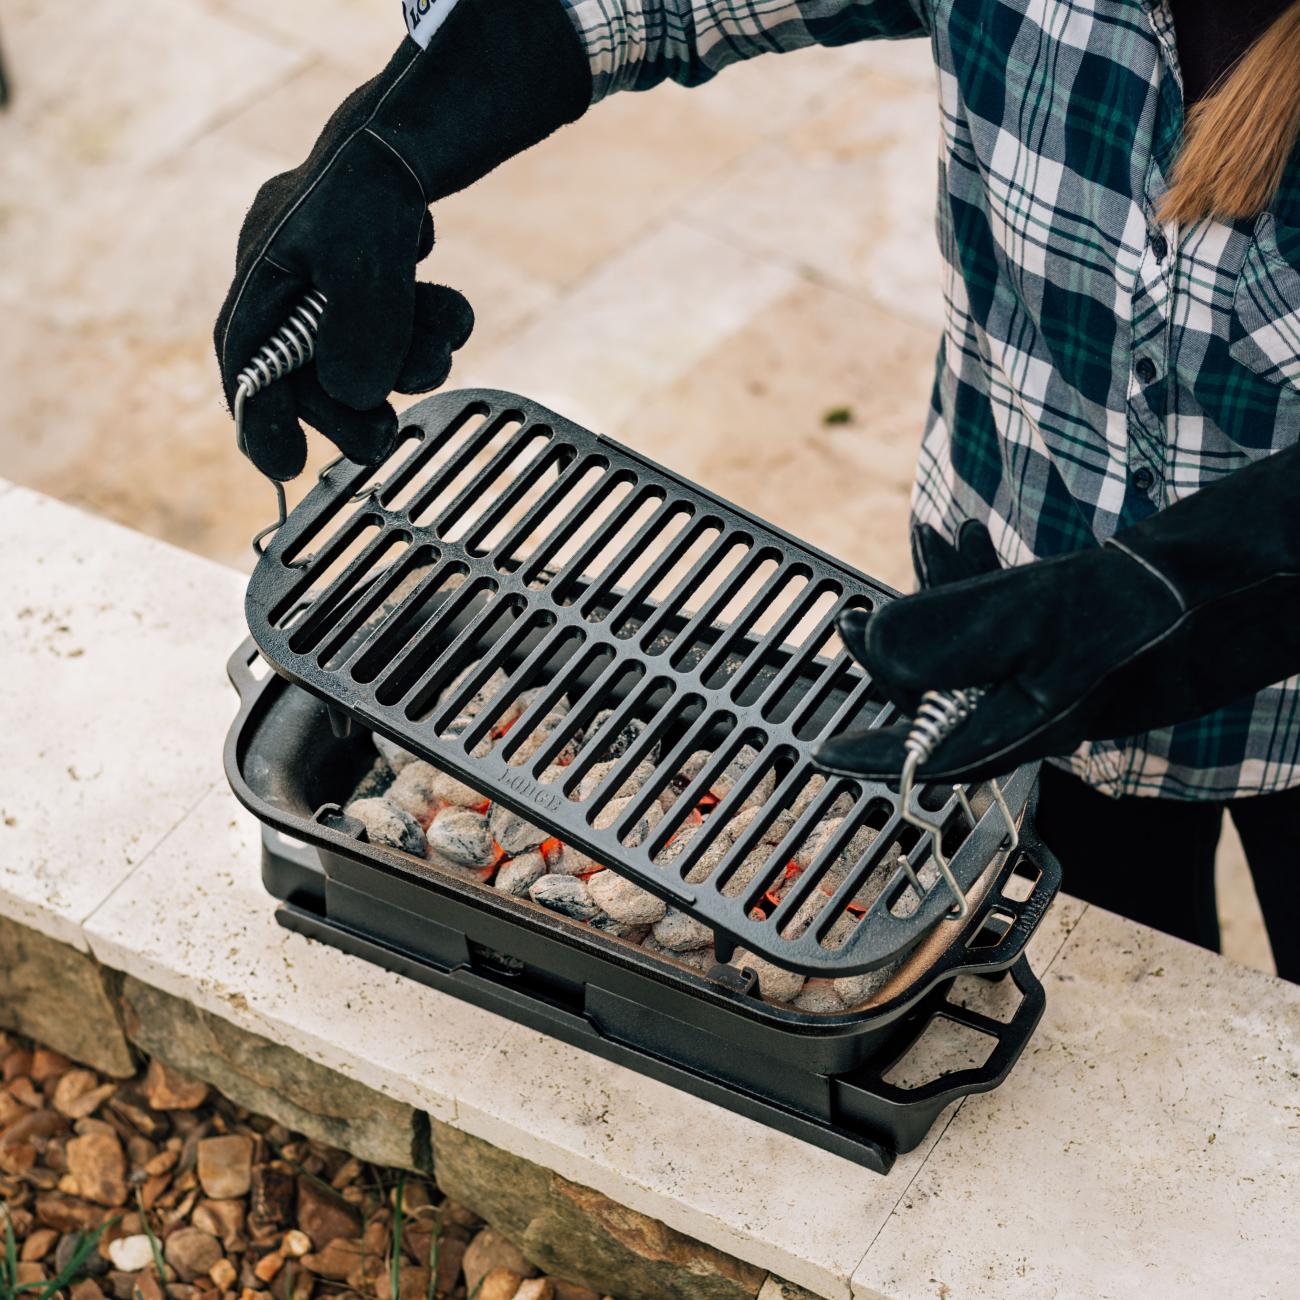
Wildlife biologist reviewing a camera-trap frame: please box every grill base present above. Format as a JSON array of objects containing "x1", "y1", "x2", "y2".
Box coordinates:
[{"x1": 264, "y1": 826, "x2": 1044, "y2": 1173}]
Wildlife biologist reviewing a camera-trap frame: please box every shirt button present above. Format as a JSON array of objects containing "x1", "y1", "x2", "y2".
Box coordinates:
[
  {"x1": 1150, "y1": 231, "x2": 1169, "y2": 260},
  {"x1": 1131, "y1": 465, "x2": 1156, "y2": 494},
  {"x1": 1135, "y1": 357, "x2": 1158, "y2": 384}
]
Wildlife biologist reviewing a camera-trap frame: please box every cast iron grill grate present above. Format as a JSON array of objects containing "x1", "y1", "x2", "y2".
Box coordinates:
[{"x1": 245, "y1": 389, "x2": 1027, "y2": 977}]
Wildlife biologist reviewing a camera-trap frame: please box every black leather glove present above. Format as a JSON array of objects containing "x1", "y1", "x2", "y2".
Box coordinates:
[
  {"x1": 815, "y1": 442, "x2": 1300, "y2": 783},
  {"x1": 215, "y1": 0, "x2": 590, "y2": 480}
]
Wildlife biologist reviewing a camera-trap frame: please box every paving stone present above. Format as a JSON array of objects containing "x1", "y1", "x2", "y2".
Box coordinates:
[{"x1": 619, "y1": 279, "x2": 938, "y2": 592}]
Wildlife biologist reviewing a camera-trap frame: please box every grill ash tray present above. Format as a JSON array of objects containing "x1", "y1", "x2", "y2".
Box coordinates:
[
  {"x1": 226, "y1": 645, "x2": 1060, "y2": 1173},
  {"x1": 246, "y1": 388, "x2": 1038, "y2": 976}
]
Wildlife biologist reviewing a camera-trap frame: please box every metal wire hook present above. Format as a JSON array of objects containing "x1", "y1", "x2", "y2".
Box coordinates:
[
  {"x1": 898, "y1": 687, "x2": 1019, "y2": 920},
  {"x1": 234, "y1": 290, "x2": 328, "y2": 567}
]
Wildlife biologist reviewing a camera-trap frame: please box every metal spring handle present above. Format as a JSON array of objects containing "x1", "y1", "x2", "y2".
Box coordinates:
[
  {"x1": 232, "y1": 290, "x2": 328, "y2": 561},
  {"x1": 898, "y1": 687, "x2": 1019, "y2": 920}
]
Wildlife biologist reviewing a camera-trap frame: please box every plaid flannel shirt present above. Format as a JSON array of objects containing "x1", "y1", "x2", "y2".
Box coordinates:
[{"x1": 560, "y1": 0, "x2": 1300, "y2": 801}]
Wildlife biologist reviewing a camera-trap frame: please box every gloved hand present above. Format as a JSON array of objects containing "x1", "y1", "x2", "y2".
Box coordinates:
[
  {"x1": 215, "y1": 0, "x2": 591, "y2": 480},
  {"x1": 814, "y1": 442, "x2": 1300, "y2": 783}
]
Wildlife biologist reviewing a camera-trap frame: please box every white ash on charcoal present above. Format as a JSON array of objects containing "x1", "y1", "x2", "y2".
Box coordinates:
[
  {"x1": 728, "y1": 948, "x2": 806, "y2": 1003},
  {"x1": 487, "y1": 802, "x2": 548, "y2": 855},
  {"x1": 494, "y1": 850, "x2": 547, "y2": 897},
  {"x1": 343, "y1": 798, "x2": 427, "y2": 856},
  {"x1": 651, "y1": 907, "x2": 714, "y2": 952},
  {"x1": 793, "y1": 979, "x2": 844, "y2": 1014},
  {"x1": 374, "y1": 732, "x2": 419, "y2": 774},
  {"x1": 548, "y1": 843, "x2": 598, "y2": 876},
  {"x1": 581, "y1": 710, "x2": 656, "y2": 762},
  {"x1": 575, "y1": 758, "x2": 656, "y2": 803},
  {"x1": 508, "y1": 710, "x2": 578, "y2": 767},
  {"x1": 832, "y1": 967, "x2": 895, "y2": 1007},
  {"x1": 709, "y1": 746, "x2": 777, "y2": 805},
  {"x1": 586, "y1": 869, "x2": 668, "y2": 925},
  {"x1": 425, "y1": 808, "x2": 495, "y2": 867},
  {"x1": 642, "y1": 936, "x2": 716, "y2": 974},
  {"x1": 591, "y1": 793, "x2": 660, "y2": 845},
  {"x1": 589, "y1": 914, "x2": 652, "y2": 941},
  {"x1": 350, "y1": 755, "x2": 395, "y2": 800},
  {"x1": 388, "y1": 761, "x2": 449, "y2": 824},
  {"x1": 528, "y1": 873, "x2": 600, "y2": 921}
]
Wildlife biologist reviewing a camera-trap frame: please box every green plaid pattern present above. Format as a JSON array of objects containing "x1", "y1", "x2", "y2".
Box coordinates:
[{"x1": 561, "y1": 0, "x2": 1300, "y2": 800}]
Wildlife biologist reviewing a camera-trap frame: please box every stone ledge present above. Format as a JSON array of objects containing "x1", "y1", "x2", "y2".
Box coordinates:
[{"x1": 6, "y1": 484, "x2": 1300, "y2": 1300}]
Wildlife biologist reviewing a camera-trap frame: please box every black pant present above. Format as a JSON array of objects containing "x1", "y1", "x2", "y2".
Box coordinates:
[{"x1": 1035, "y1": 764, "x2": 1300, "y2": 982}]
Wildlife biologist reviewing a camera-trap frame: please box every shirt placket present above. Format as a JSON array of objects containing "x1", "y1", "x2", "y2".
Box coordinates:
[{"x1": 1122, "y1": 0, "x2": 1184, "y2": 528}]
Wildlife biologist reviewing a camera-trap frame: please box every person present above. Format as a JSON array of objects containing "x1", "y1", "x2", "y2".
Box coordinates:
[{"x1": 215, "y1": 0, "x2": 1300, "y2": 979}]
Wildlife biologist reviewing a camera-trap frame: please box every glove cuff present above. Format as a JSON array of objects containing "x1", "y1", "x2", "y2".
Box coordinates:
[
  {"x1": 1105, "y1": 441, "x2": 1300, "y2": 611},
  {"x1": 374, "y1": 0, "x2": 593, "y2": 203}
]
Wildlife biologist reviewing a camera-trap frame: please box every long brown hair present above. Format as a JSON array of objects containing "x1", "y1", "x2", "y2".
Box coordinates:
[{"x1": 1160, "y1": 2, "x2": 1300, "y2": 224}]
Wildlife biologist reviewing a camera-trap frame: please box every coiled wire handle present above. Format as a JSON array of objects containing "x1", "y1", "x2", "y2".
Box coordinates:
[
  {"x1": 899, "y1": 687, "x2": 1019, "y2": 920},
  {"x1": 232, "y1": 290, "x2": 328, "y2": 562}
]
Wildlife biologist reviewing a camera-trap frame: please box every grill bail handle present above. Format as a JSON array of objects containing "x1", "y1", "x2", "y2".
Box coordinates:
[
  {"x1": 231, "y1": 291, "x2": 328, "y2": 563},
  {"x1": 899, "y1": 688, "x2": 1019, "y2": 920}
]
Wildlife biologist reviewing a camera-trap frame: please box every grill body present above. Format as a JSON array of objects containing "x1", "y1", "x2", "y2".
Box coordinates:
[
  {"x1": 226, "y1": 642, "x2": 1059, "y2": 1172},
  {"x1": 246, "y1": 390, "x2": 1038, "y2": 975}
]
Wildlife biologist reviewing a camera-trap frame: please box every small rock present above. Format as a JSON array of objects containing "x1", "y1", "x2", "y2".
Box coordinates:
[
  {"x1": 107, "y1": 1234, "x2": 156, "y2": 1273},
  {"x1": 192, "y1": 1199, "x2": 246, "y2": 1251},
  {"x1": 488, "y1": 804, "x2": 548, "y2": 856},
  {"x1": 281, "y1": 1229, "x2": 311, "y2": 1258},
  {"x1": 55, "y1": 1230, "x2": 109, "y2": 1279},
  {"x1": 142, "y1": 1060, "x2": 208, "y2": 1112},
  {"x1": 426, "y1": 808, "x2": 495, "y2": 866},
  {"x1": 30, "y1": 1049, "x2": 72, "y2": 1084},
  {"x1": 494, "y1": 851, "x2": 547, "y2": 897},
  {"x1": 553, "y1": 1283, "x2": 601, "y2": 1300},
  {"x1": 209, "y1": 1259, "x2": 237, "y2": 1291},
  {"x1": 300, "y1": 1239, "x2": 364, "y2": 1281},
  {"x1": 730, "y1": 949, "x2": 805, "y2": 1003},
  {"x1": 164, "y1": 1228, "x2": 222, "y2": 1282},
  {"x1": 433, "y1": 1236, "x2": 467, "y2": 1296},
  {"x1": 375, "y1": 1264, "x2": 430, "y2": 1300},
  {"x1": 461, "y1": 1230, "x2": 536, "y2": 1295},
  {"x1": 34, "y1": 1196, "x2": 103, "y2": 1233},
  {"x1": 196, "y1": 1135, "x2": 253, "y2": 1200},
  {"x1": 527, "y1": 874, "x2": 599, "y2": 921},
  {"x1": 513, "y1": 1280, "x2": 556, "y2": 1300},
  {"x1": 586, "y1": 871, "x2": 667, "y2": 925},
  {"x1": 372, "y1": 733, "x2": 419, "y2": 773},
  {"x1": 296, "y1": 1177, "x2": 361, "y2": 1251},
  {"x1": 254, "y1": 1251, "x2": 284, "y2": 1283},
  {"x1": 52, "y1": 1070, "x2": 103, "y2": 1118},
  {"x1": 250, "y1": 1166, "x2": 295, "y2": 1228},
  {"x1": 651, "y1": 908, "x2": 713, "y2": 952},
  {"x1": 66, "y1": 1133, "x2": 128, "y2": 1206},
  {"x1": 133, "y1": 1272, "x2": 164, "y2": 1300},
  {"x1": 69, "y1": 1281, "x2": 106, "y2": 1300},
  {"x1": 15, "y1": 1263, "x2": 45, "y2": 1286},
  {"x1": 20, "y1": 1228, "x2": 58, "y2": 1261},
  {"x1": 344, "y1": 798, "x2": 427, "y2": 857},
  {"x1": 474, "y1": 1268, "x2": 523, "y2": 1300}
]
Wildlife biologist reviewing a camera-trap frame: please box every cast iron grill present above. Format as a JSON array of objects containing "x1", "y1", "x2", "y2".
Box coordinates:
[
  {"x1": 246, "y1": 389, "x2": 1027, "y2": 976},
  {"x1": 225, "y1": 642, "x2": 1059, "y2": 1173}
]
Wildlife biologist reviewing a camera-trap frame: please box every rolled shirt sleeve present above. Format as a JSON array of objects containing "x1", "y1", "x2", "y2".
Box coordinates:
[{"x1": 559, "y1": 0, "x2": 930, "y2": 100}]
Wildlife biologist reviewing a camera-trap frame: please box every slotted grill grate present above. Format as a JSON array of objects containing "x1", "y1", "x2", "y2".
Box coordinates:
[{"x1": 245, "y1": 390, "x2": 1030, "y2": 976}]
